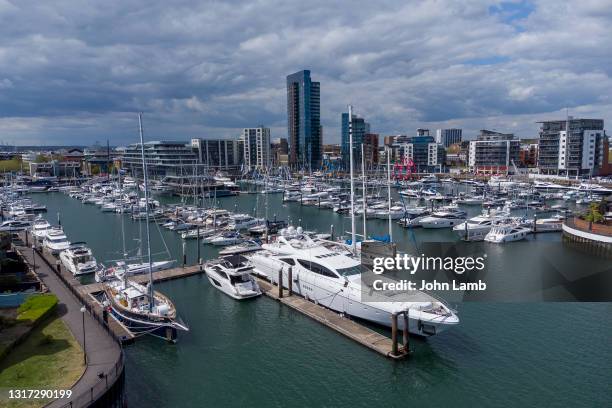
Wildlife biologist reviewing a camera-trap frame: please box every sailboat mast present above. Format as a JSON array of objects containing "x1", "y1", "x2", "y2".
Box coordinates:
[
  {"x1": 137, "y1": 113, "x2": 155, "y2": 309},
  {"x1": 387, "y1": 146, "x2": 393, "y2": 242},
  {"x1": 348, "y1": 105, "x2": 356, "y2": 253},
  {"x1": 361, "y1": 142, "x2": 367, "y2": 240}
]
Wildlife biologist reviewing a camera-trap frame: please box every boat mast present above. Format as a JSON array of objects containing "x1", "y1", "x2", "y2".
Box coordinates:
[
  {"x1": 387, "y1": 146, "x2": 393, "y2": 242},
  {"x1": 137, "y1": 113, "x2": 154, "y2": 310},
  {"x1": 361, "y1": 142, "x2": 367, "y2": 240},
  {"x1": 348, "y1": 105, "x2": 356, "y2": 253}
]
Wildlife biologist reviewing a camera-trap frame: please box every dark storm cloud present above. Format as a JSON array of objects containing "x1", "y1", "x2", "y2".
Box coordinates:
[{"x1": 0, "y1": 0, "x2": 610, "y2": 145}]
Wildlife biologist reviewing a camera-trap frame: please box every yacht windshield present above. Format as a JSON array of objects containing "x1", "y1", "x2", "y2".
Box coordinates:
[{"x1": 337, "y1": 265, "x2": 362, "y2": 276}]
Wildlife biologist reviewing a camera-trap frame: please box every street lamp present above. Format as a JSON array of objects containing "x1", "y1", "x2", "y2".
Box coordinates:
[
  {"x1": 31, "y1": 245, "x2": 36, "y2": 272},
  {"x1": 80, "y1": 306, "x2": 87, "y2": 365}
]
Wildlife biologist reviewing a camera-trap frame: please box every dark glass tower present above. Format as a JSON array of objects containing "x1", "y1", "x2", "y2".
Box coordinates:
[
  {"x1": 341, "y1": 112, "x2": 369, "y2": 168},
  {"x1": 287, "y1": 70, "x2": 321, "y2": 169}
]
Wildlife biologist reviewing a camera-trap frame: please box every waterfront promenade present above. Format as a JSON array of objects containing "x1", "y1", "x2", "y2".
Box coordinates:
[{"x1": 16, "y1": 244, "x2": 123, "y2": 408}]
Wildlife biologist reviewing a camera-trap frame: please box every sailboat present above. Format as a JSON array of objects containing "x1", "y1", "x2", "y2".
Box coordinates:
[{"x1": 103, "y1": 113, "x2": 188, "y2": 342}]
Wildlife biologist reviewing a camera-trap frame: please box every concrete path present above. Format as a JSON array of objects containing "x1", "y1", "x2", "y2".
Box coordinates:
[{"x1": 17, "y1": 246, "x2": 122, "y2": 408}]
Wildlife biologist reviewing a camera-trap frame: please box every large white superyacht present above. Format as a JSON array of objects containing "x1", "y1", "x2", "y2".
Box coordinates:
[{"x1": 247, "y1": 227, "x2": 459, "y2": 337}]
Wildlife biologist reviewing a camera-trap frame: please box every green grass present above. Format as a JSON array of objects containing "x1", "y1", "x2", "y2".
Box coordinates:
[
  {"x1": 0, "y1": 159, "x2": 24, "y2": 173},
  {"x1": 0, "y1": 315, "x2": 85, "y2": 408},
  {"x1": 16, "y1": 295, "x2": 58, "y2": 324}
]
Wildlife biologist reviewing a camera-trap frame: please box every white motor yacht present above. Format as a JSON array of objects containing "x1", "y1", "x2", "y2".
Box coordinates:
[
  {"x1": 31, "y1": 216, "x2": 51, "y2": 242},
  {"x1": 0, "y1": 219, "x2": 31, "y2": 232},
  {"x1": 419, "y1": 210, "x2": 466, "y2": 229},
  {"x1": 453, "y1": 210, "x2": 510, "y2": 241},
  {"x1": 59, "y1": 242, "x2": 100, "y2": 276},
  {"x1": 210, "y1": 232, "x2": 243, "y2": 246},
  {"x1": 484, "y1": 225, "x2": 531, "y2": 243},
  {"x1": 247, "y1": 227, "x2": 459, "y2": 336},
  {"x1": 204, "y1": 255, "x2": 261, "y2": 299},
  {"x1": 218, "y1": 240, "x2": 262, "y2": 255},
  {"x1": 43, "y1": 227, "x2": 71, "y2": 255},
  {"x1": 227, "y1": 214, "x2": 264, "y2": 231}
]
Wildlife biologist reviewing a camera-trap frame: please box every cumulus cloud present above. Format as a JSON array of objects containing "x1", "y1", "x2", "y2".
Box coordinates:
[{"x1": 0, "y1": 0, "x2": 610, "y2": 145}]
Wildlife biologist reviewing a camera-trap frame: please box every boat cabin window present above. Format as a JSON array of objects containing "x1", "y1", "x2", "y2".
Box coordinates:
[
  {"x1": 229, "y1": 274, "x2": 250, "y2": 284},
  {"x1": 296, "y1": 259, "x2": 338, "y2": 278},
  {"x1": 337, "y1": 265, "x2": 362, "y2": 276},
  {"x1": 280, "y1": 258, "x2": 295, "y2": 266}
]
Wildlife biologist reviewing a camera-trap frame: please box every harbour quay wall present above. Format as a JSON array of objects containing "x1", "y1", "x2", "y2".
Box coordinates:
[{"x1": 562, "y1": 218, "x2": 612, "y2": 258}]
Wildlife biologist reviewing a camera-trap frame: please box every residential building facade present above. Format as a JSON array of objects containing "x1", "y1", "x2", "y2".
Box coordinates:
[
  {"x1": 435, "y1": 128, "x2": 462, "y2": 148},
  {"x1": 537, "y1": 118, "x2": 607, "y2": 176},
  {"x1": 191, "y1": 138, "x2": 239, "y2": 168},
  {"x1": 122, "y1": 141, "x2": 198, "y2": 178},
  {"x1": 468, "y1": 130, "x2": 520, "y2": 174},
  {"x1": 241, "y1": 127, "x2": 271, "y2": 169},
  {"x1": 341, "y1": 112, "x2": 370, "y2": 167}
]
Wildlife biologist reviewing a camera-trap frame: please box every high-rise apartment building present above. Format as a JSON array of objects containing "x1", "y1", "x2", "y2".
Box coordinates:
[
  {"x1": 287, "y1": 70, "x2": 322, "y2": 169},
  {"x1": 242, "y1": 127, "x2": 271, "y2": 169},
  {"x1": 341, "y1": 112, "x2": 370, "y2": 167}
]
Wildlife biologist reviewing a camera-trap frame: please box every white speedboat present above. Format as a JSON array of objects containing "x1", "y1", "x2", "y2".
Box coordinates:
[
  {"x1": 204, "y1": 255, "x2": 261, "y2": 299},
  {"x1": 419, "y1": 210, "x2": 466, "y2": 229},
  {"x1": 484, "y1": 225, "x2": 530, "y2": 243},
  {"x1": 210, "y1": 232, "x2": 243, "y2": 246},
  {"x1": 227, "y1": 214, "x2": 264, "y2": 231},
  {"x1": 0, "y1": 219, "x2": 31, "y2": 232},
  {"x1": 247, "y1": 227, "x2": 459, "y2": 336},
  {"x1": 453, "y1": 211, "x2": 510, "y2": 241},
  {"x1": 218, "y1": 240, "x2": 262, "y2": 255},
  {"x1": 181, "y1": 228, "x2": 216, "y2": 240},
  {"x1": 59, "y1": 242, "x2": 100, "y2": 276},
  {"x1": 43, "y1": 227, "x2": 71, "y2": 255}
]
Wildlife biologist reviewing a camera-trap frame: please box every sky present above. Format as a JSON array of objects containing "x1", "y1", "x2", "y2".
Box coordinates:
[{"x1": 0, "y1": 0, "x2": 611, "y2": 146}]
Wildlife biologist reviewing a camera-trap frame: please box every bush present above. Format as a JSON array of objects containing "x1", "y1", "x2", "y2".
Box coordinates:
[{"x1": 16, "y1": 294, "x2": 58, "y2": 323}]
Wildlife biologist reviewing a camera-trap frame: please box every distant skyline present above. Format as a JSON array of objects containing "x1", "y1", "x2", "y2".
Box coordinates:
[{"x1": 0, "y1": 0, "x2": 610, "y2": 146}]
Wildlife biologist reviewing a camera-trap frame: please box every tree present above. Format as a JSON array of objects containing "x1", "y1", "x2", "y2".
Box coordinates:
[
  {"x1": 582, "y1": 202, "x2": 605, "y2": 224},
  {"x1": 34, "y1": 154, "x2": 50, "y2": 163}
]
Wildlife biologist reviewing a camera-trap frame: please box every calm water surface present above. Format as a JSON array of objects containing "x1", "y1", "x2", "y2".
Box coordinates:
[{"x1": 31, "y1": 191, "x2": 611, "y2": 407}]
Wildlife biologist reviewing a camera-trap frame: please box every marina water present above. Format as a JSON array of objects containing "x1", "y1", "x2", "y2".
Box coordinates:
[{"x1": 31, "y1": 191, "x2": 611, "y2": 407}]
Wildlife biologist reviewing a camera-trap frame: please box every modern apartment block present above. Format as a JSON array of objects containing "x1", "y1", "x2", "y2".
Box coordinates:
[
  {"x1": 122, "y1": 141, "x2": 198, "y2": 178},
  {"x1": 435, "y1": 128, "x2": 462, "y2": 148},
  {"x1": 341, "y1": 112, "x2": 370, "y2": 167},
  {"x1": 468, "y1": 130, "x2": 520, "y2": 174},
  {"x1": 537, "y1": 118, "x2": 607, "y2": 176},
  {"x1": 190, "y1": 138, "x2": 240, "y2": 168},
  {"x1": 241, "y1": 127, "x2": 271, "y2": 169},
  {"x1": 286, "y1": 70, "x2": 322, "y2": 169},
  {"x1": 397, "y1": 136, "x2": 446, "y2": 172}
]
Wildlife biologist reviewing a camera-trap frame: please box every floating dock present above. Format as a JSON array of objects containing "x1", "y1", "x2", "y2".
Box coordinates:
[{"x1": 255, "y1": 277, "x2": 410, "y2": 360}]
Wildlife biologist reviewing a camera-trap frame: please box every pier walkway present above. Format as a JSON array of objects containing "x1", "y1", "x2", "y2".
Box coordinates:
[
  {"x1": 16, "y1": 244, "x2": 124, "y2": 408},
  {"x1": 255, "y1": 278, "x2": 409, "y2": 360}
]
